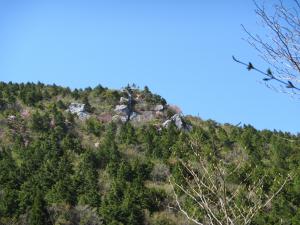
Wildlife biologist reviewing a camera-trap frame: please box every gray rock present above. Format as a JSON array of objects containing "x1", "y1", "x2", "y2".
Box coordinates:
[
  {"x1": 120, "y1": 97, "x2": 128, "y2": 104},
  {"x1": 154, "y1": 104, "x2": 164, "y2": 111},
  {"x1": 162, "y1": 114, "x2": 192, "y2": 131},
  {"x1": 69, "y1": 103, "x2": 85, "y2": 113},
  {"x1": 130, "y1": 112, "x2": 138, "y2": 120},
  {"x1": 172, "y1": 114, "x2": 184, "y2": 129},
  {"x1": 162, "y1": 119, "x2": 172, "y2": 128},
  {"x1": 114, "y1": 104, "x2": 129, "y2": 115},
  {"x1": 68, "y1": 103, "x2": 90, "y2": 120},
  {"x1": 77, "y1": 112, "x2": 90, "y2": 120},
  {"x1": 112, "y1": 112, "x2": 138, "y2": 123},
  {"x1": 131, "y1": 111, "x2": 156, "y2": 123}
]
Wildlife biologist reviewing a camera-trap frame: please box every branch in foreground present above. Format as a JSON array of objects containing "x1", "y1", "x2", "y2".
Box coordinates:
[
  {"x1": 170, "y1": 140, "x2": 293, "y2": 225},
  {"x1": 233, "y1": 56, "x2": 300, "y2": 93}
]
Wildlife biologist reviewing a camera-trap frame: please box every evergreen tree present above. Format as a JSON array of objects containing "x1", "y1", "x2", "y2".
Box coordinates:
[
  {"x1": 83, "y1": 95, "x2": 93, "y2": 113},
  {"x1": 28, "y1": 191, "x2": 49, "y2": 225}
]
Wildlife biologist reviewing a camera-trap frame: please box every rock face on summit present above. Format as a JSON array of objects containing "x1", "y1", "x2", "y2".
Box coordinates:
[
  {"x1": 112, "y1": 91, "x2": 192, "y2": 132},
  {"x1": 108, "y1": 88, "x2": 192, "y2": 131},
  {"x1": 114, "y1": 89, "x2": 166, "y2": 124}
]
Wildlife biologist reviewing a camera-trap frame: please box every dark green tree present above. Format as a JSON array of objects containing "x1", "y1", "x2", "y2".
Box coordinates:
[
  {"x1": 28, "y1": 191, "x2": 49, "y2": 225},
  {"x1": 83, "y1": 95, "x2": 93, "y2": 113}
]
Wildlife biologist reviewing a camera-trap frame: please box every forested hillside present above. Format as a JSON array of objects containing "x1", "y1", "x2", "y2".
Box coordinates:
[{"x1": 0, "y1": 82, "x2": 300, "y2": 225}]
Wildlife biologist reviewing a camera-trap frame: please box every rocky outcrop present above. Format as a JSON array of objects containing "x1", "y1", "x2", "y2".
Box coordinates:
[
  {"x1": 114, "y1": 91, "x2": 135, "y2": 122},
  {"x1": 162, "y1": 114, "x2": 192, "y2": 131},
  {"x1": 68, "y1": 103, "x2": 90, "y2": 120},
  {"x1": 114, "y1": 92, "x2": 166, "y2": 124}
]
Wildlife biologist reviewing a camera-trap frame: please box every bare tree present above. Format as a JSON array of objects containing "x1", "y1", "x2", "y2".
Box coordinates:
[
  {"x1": 169, "y1": 137, "x2": 292, "y2": 225},
  {"x1": 234, "y1": 0, "x2": 300, "y2": 96}
]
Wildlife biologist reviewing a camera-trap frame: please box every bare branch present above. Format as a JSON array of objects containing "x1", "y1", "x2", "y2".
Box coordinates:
[
  {"x1": 169, "y1": 139, "x2": 292, "y2": 225},
  {"x1": 239, "y1": 0, "x2": 300, "y2": 95}
]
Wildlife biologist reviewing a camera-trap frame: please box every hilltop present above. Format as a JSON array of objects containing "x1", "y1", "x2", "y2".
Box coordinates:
[{"x1": 0, "y1": 82, "x2": 300, "y2": 225}]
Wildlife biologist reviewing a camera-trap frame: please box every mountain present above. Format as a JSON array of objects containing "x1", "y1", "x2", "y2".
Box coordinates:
[{"x1": 0, "y1": 81, "x2": 299, "y2": 225}]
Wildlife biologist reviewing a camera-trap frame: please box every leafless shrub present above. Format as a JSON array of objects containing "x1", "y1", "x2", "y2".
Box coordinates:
[{"x1": 170, "y1": 138, "x2": 292, "y2": 225}]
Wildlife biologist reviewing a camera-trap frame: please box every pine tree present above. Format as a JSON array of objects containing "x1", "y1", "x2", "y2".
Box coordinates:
[
  {"x1": 28, "y1": 191, "x2": 49, "y2": 225},
  {"x1": 83, "y1": 95, "x2": 93, "y2": 113}
]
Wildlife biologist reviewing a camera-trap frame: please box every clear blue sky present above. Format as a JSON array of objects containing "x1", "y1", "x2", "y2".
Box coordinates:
[{"x1": 0, "y1": 0, "x2": 299, "y2": 133}]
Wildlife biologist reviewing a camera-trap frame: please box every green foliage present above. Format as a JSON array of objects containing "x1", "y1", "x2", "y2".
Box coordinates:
[
  {"x1": 72, "y1": 88, "x2": 80, "y2": 100},
  {"x1": 119, "y1": 123, "x2": 137, "y2": 145},
  {"x1": 83, "y1": 95, "x2": 93, "y2": 113},
  {"x1": 142, "y1": 86, "x2": 166, "y2": 105},
  {"x1": 0, "y1": 82, "x2": 299, "y2": 225},
  {"x1": 28, "y1": 191, "x2": 50, "y2": 225},
  {"x1": 45, "y1": 177, "x2": 75, "y2": 205},
  {"x1": 56, "y1": 99, "x2": 67, "y2": 110},
  {"x1": 61, "y1": 133, "x2": 83, "y2": 153},
  {"x1": 0, "y1": 93, "x2": 6, "y2": 110},
  {"x1": 30, "y1": 111, "x2": 51, "y2": 132},
  {"x1": 85, "y1": 117, "x2": 104, "y2": 137},
  {"x1": 19, "y1": 83, "x2": 43, "y2": 106},
  {"x1": 0, "y1": 187, "x2": 18, "y2": 217},
  {"x1": 74, "y1": 152, "x2": 101, "y2": 207}
]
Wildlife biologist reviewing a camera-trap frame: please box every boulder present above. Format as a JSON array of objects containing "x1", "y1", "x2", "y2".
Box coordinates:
[
  {"x1": 119, "y1": 97, "x2": 128, "y2": 104},
  {"x1": 171, "y1": 114, "x2": 184, "y2": 129},
  {"x1": 154, "y1": 104, "x2": 164, "y2": 111},
  {"x1": 112, "y1": 112, "x2": 138, "y2": 123},
  {"x1": 69, "y1": 103, "x2": 85, "y2": 113},
  {"x1": 162, "y1": 114, "x2": 192, "y2": 131},
  {"x1": 77, "y1": 112, "x2": 90, "y2": 120},
  {"x1": 130, "y1": 112, "x2": 138, "y2": 120},
  {"x1": 68, "y1": 103, "x2": 90, "y2": 120},
  {"x1": 114, "y1": 104, "x2": 129, "y2": 115},
  {"x1": 162, "y1": 119, "x2": 172, "y2": 128}
]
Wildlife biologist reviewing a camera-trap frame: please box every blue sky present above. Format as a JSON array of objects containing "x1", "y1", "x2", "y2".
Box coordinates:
[{"x1": 0, "y1": 0, "x2": 299, "y2": 133}]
